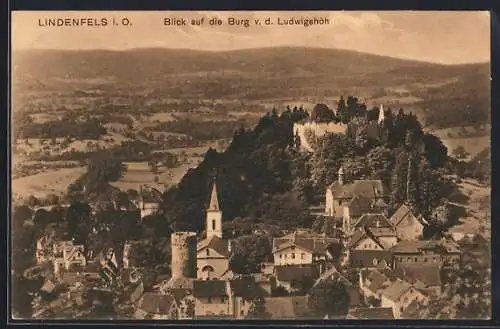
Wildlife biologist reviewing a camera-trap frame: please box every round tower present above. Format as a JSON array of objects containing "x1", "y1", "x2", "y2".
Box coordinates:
[{"x1": 170, "y1": 232, "x2": 197, "y2": 279}]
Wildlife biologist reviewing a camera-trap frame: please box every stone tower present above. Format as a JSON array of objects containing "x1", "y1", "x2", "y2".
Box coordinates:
[
  {"x1": 170, "y1": 232, "x2": 197, "y2": 279},
  {"x1": 206, "y1": 179, "x2": 222, "y2": 239}
]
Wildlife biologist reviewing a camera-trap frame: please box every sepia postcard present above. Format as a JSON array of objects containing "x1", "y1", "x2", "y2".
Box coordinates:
[{"x1": 10, "y1": 11, "x2": 491, "y2": 321}]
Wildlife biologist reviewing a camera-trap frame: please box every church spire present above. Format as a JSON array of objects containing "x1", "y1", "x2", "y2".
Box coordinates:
[{"x1": 208, "y1": 178, "x2": 220, "y2": 212}]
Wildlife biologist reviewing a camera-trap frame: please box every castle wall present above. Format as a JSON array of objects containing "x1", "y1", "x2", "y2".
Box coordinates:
[
  {"x1": 171, "y1": 232, "x2": 197, "y2": 279},
  {"x1": 293, "y1": 122, "x2": 347, "y2": 152}
]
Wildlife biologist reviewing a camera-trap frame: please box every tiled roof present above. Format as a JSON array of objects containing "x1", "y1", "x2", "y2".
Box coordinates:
[
  {"x1": 391, "y1": 240, "x2": 462, "y2": 254},
  {"x1": 369, "y1": 227, "x2": 398, "y2": 237},
  {"x1": 192, "y1": 280, "x2": 228, "y2": 298},
  {"x1": 389, "y1": 203, "x2": 427, "y2": 227},
  {"x1": 140, "y1": 293, "x2": 176, "y2": 315},
  {"x1": 379, "y1": 279, "x2": 412, "y2": 303},
  {"x1": 353, "y1": 213, "x2": 393, "y2": 229},
  {"x1": 313, "y1": 266, "x2": 352, "y2": 288},
  {"x1": 347, "y1": 307, "x2": 395, "y2": 319},
  {"x1": 197, "y1": 235, "x2": 229, "y2": 257},
  {"x1": 328, "y1": 180, "x2": 388, "y2": 200},
  {"x1": 230, "y1": 277, "x2": 269, "y2": 298},
  {"x1": 361, "y1": 269, "x2": 391, "y2": 293},
  {"x1": 350, "y1": 250, "x2": 392, "y2": 268},
  {"x1": 263, "y1": 296, "x2": 311, "y2": 319},
  {"x1": 274, "y1": 265, "x2": 320, "y2": 282},
  {"x1": 397, "y1": 262, "x2": 442, "y2": 287},
  {"x1": 273, "y1": 233, "x2": 339, "y2": 255}
]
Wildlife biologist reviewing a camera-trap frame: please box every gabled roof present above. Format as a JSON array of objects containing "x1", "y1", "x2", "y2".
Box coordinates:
[
  {"x1": 197, "y1": 235, "x2": 229, "y2": 257},
  {"x1": 397, "y1": 262, "x2": 442, "y2": 287},
  {"x1": 389, "y1": 203, "x2": 427, "y2": 227},
  {"x1": 140, "y1": 293, "x2": 176, "y2": 314},
  {"x1": 313, "y1": 266, "x2": 352, "y2": 288},
  {"x1": 379, "y1": 279, "x2": 413, "y2": 303},
  {"x1": 192, "y1": 280, "x2": 228, "y2": 298},
  {"x1": 275, "y1": 264, "x2": 320, "y2": 282},
  {"x1": 347, "y1": 307, "x2": 395, "y2": 320},
  {"x1": 328, "y1": 180, "x2": 388, "y2": 200},
  {"x1": 353, "y1": 213, "x2": 393, "y2": 230}
]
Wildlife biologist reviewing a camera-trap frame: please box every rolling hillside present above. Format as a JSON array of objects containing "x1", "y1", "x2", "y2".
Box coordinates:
[{"x1": 12, "y1": 47, "x2": 490, "y2": 128}]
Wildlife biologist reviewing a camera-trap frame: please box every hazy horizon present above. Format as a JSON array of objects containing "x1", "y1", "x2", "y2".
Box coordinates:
[{"x1": 12, "y1": 11, "x2": 490, "y2": 65}]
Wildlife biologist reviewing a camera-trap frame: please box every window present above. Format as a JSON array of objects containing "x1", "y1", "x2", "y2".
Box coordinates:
[
  {"x1": 241, "y1": 310, "x2": 244, "y2": 316},
  {"x1": 414, "y1": 257, "x2": 418, "y2": 262},
  {"x1": 221, "y1": 297, "x2": 226, "y2": 303},
  {"x1": 400, "y1": 307, "x2": 404, "y2": 313},
  {"x1": 206, "y1": 249, "x2": 210, "y2": 256},
  {"x1": 339, "y1": 200, "x2": 342, "y2": 205},
  {"x1": 280, "y1": 254, "x2": 282, "y2": 259},
  {"x1": 212, "y1": 220, "x2": 216, "y2": 230},
  {"x1": 292, "y1": 253, "x2": 295, "y2": 259},
  {"x1": 301, "y1": 253, "x2": 304, "y2": 260},
  {"x1": 373, "y1": 258, "x2": 378, "y2": 266},
  {"x1": 208, "y1": 298, "x2": 212, "y2": 303}
]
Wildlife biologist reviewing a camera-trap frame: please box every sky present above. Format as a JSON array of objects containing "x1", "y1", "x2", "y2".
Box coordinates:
[{"x1": 11, "y1": 11, "x2": 490, "y2": 64}]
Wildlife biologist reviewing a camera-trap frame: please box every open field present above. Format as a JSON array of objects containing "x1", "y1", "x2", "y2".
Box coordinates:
[
  {"x1": 12, "y1": 167, "x2": 87, "y2": 201},
  {"x1": 429, "y1": 125, "x2": 490, "y2": 158},
  {"x1": 448, "y1": 179, "x2": 490, "y2": 240}
]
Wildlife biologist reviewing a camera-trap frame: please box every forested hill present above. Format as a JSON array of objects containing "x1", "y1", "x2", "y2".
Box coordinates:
[{"x1": 156, "y1": 100, "x2": 468, "y2": 235}]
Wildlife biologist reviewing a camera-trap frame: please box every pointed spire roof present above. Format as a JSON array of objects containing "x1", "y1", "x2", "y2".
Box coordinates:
[{"x1": 208, "y1": 179, "x2": 220, "y2": 212}]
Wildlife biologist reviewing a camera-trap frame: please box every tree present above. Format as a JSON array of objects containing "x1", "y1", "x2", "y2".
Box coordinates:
[
  {"x1": 26, "y1": 195, "x2": 40, "y2": 207},
  {"x1": 452, "y1": 146, "x2": 469, "y2": 160},
  {"x1": 229, "y1": 235, "x2": 272, "y2": 274},
  {"x1": 310, "y1": 104, "x2": 335, "y2": 123},
  {"x1": 45, "y1": 193, "x2": 60, "y2": 206},
  {"x1": 308, "y1": 278, "x2": 350, "y2": 317},
  {"x1": 366, "y1": 295, "x2": 382, "y2": 307},
  {"x1": 246, "y1": 297, "x2": 270, "y2": 319}
]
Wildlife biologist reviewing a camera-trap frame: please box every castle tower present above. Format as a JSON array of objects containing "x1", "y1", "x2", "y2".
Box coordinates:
[
  {"x1": 378, "y1": 104, "x2": 385, "y2": 124},
  {"x1": 170, "y1": 232, "x2": 197, "y2": 279},
  {"x1": 338, "y1": 166, "x2": 344, "y2": 185},
  {"x1": 206, "y1": 178, "x2": 222, "y2": 239}
]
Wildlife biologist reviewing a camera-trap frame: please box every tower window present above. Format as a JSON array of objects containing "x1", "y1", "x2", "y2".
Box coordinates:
[
  {"x1": 212, "y1": 219, "x2": 216, "y2": 230},
  {"x1": 206, "y1": 249, "x2": 210, "y2": 256}
]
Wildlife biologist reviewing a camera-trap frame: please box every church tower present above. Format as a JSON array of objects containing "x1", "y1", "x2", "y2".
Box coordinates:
[
  {"x1": 378, "y1": 104, "x2": 385, "y2": 124},
  {"x1": 338, "y1": 165, "x2": 344, "y2": 185},
  {"x1": 206, "y1": 178, "x2": 222, "y2": 239}
]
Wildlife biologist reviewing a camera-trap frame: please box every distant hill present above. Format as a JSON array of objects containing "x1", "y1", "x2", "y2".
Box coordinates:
[{"x1": 12, "y1": 47, "x2": 490, "y2": 128}]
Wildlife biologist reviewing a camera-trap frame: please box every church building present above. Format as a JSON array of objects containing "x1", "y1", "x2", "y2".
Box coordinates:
[{"x1": 196, "y1": 178, "x2": 233, "y2": 281}]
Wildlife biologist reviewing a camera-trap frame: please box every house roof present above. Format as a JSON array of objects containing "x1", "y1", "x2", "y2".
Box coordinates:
[
  {"x1": 346, "y1": 195, "x2": 374, "y2": 217},
  {"x1": 192, "y1": 280, "x2": 228, "y2": 298},
  {"x1": 353, "y1": 213, "x2": 393, "y2": 229},
  {"x1": 140, "y1": 293, "x2": 176, "y2": 314},
  {"x1": 197, "y1": 235, "x2": 230, "y2": 257},
  {"x1": 274, "y1": 265, "x2": 320, "y2": 282},
  {"x1": 273, "y1": 233, "x2": 339, "y2": 255},
  {"x1": 347, "y1": 307, "x2": 395, "y2": 320},
  {"x1": 349, "y1": 250, "x2": 392, "y2": 268},
  {"x1": 379, "y1": 279, "x2": 413, "y2": 303},
  {"x1": 263, "y1": 296, "x2": 311, "y2": 319},
  {"x1": 391, "y1": 240, "x2": 462, "y2": 255},
  {"x1": 230, "y1": 277, "x2": 269, "y2": 298},
  {"x1": 389, "y1": 203, "x2": 427, "y2": 227},
  {"x1": 328, "y1": 180, "x2": 388, "y2": 200},
  {"x1": 369, "y1": 227, "x2": 398, "y2": 237},
  {"x1": 313, "y1": 266, "x2": 352, "y2": 288},
  {"x1": 360, "y1": 269, "x2": 392, "y2": 293},
  {"x1": 397, "y1": 262, "x2": 442, "y2": 287},
  {"x1": 169, "y1": 288, "x2": 192, "y2": 304}
]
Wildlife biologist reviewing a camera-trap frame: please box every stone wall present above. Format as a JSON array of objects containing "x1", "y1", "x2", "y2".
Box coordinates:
[{"x1": 171, "y1": 232, "x2": 197, "y2": 278}]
